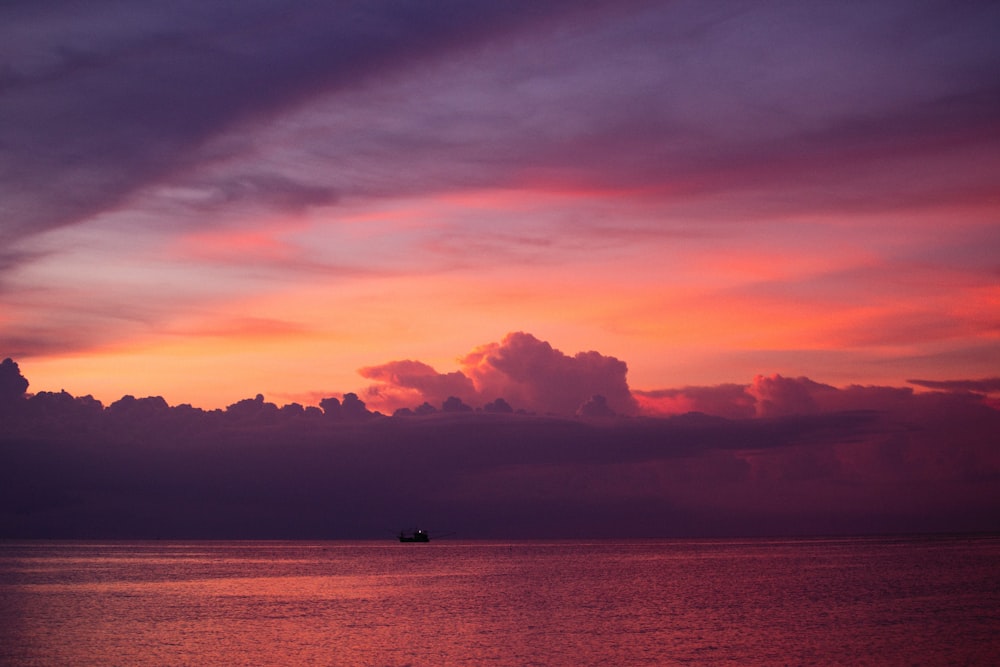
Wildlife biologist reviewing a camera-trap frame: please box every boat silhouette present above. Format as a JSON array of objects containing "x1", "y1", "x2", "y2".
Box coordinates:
[{"x1": 398, "y1": 529, "x2": 430, "y2": 543}]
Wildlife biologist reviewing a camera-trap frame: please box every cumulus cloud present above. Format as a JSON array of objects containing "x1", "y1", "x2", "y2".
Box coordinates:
[
  {"x1": 442, "y1": 396, "x2": 473, "y2": 413},
  {"x1": 358, "y1": 337, "x2": 1000, "y2": 421},
  {"x1": 576, "y1": 395, "x2": 615, "y2": 418},
  {"x1": 483, "y1": 398, "x2": 514, "y2": 414},
  {"x1": 358, "y1": 360, "x2": 474, "y2": 414},
  {"x1": 747, "y1": 374, "x2": 833, "y2": 418},
  {"x1": 636, "y1": 373, "x2": 1000, "y2": 420},
  {"x1": 360, "y1": 332, "x2": 639, "y2": 416},
  {"x1": 460, "y1": 332, "x2": 639, "y2": 416},
  {"x1": 637, "y1": 375, "x2": 845, "y2": 419},
  {"x1": 0, "y1": 358, "x2": 29, "y2": 405}
]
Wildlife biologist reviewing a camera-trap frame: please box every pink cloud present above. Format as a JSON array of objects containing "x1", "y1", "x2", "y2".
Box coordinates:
[
  {"x1": 358, "y1": 335, "x2": 1000, "y2": 422},
  {"x1": 459, "y1": 332, "x2": 639, "y2": 416},
  {"x1": 633, "y1": 384, "x2": 755, "y2": 419},
  {"x1": 357, "y1": 359, "x2": 474, "y2": 415},
  {"x1": 359, "y1": 332, "x2": 639, "y2": 416},
  {"x1": 747, "y1": 374, "x2": 832, "y2": 417}
]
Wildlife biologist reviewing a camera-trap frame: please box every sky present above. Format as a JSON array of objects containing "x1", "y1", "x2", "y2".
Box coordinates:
[
  {"x1": 2, "y1": 1, "x2": 1000, "y2": 539},
  {"x1": 2, "y1": 0, "x2": 998, "y2": 412}
]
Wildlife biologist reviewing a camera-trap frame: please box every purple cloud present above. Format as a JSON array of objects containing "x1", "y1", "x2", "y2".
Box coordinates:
[
  {"x1": 2, "y1": 356, "x2": 998, "y2": 538},
  {"x1": 0, "y1": 358, "x2": 29, "y2": 408},
  {"x1": 907, "y1": 378, "x2": 1000, "y2": 393},
  {"x1": 0, "y1": 0, "x2": 608, "y2": 244},
  {"x1": 358, "y1": 360, "x2": 475, "y2": 414},
  {"x1": 633, "y1": 384, "x2": 756, "y2": 419},
  {"x1": 360, "y1": 333, "x2": 639, "y2": 416},
  {"x1": 747, "y1": 374, "x2": 832, "y2": 418},
  {"x1": 4, "y1": 0, "x2": 998, "y2": 249},
  {"x1": 462, "y1": 332, "x2": 639, "y2": 416}
]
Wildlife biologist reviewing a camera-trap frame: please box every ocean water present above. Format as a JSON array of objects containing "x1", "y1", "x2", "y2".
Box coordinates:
[{"x1": 1, "y1": 536, "x2": 997, "y2": 666}]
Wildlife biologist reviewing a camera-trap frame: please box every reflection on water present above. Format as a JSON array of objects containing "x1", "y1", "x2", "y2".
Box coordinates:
[{"x1": 1, "y1": 537, "x2": 998, "y2": 665}]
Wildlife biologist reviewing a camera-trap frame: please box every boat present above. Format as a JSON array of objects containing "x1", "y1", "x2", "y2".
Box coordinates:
[{"x1": 398, "y1": 529, "x2": 430, "y2": 543}]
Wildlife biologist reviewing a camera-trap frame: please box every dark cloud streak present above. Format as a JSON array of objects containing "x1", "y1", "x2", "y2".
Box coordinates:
[
  {"x1": 6, "y1": 0, "x2": 998, "y2": 248},
  {"x1": 908, "y1": 378, "x2": 1000, "y2": 393},
  {"x1": 0, "y1": 0, "x2": 610, "y2": 243}
]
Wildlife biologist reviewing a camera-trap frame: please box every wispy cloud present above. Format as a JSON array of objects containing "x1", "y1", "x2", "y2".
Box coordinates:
[
  {"x1": 2, "y1": 0, "x2": 998, "y2": 410},
  {"x1": 907, "y1": 377, "x2": 1000, "y2": 393},
  {"x1": 0, "y1": 0, "x2": 610, "y2": 243}
]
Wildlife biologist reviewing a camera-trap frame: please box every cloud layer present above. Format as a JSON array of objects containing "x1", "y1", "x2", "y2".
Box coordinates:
[
  {"x1": 2, "y1": 347, "x2": 998, "y2": 539},
  {"x1": 355, "y1": 332, "x2": 1000, "y2": 422}
]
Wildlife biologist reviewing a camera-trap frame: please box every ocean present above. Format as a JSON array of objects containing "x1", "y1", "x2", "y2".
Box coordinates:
[{"x1": 1, "y1": 536, "x2": 997, "y2": 665}]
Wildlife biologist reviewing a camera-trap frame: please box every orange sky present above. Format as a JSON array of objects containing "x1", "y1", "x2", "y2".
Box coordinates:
[{"x1": 3, "y1": 1, "x2": 999, "y2": 411}]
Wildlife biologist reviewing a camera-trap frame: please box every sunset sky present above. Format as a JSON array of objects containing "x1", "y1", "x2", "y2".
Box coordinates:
[{"x1": 2, "y1": 0, "x2": 999, "y2": 413}]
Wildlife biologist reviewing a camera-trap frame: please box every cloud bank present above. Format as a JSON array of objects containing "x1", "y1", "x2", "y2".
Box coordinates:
[
  {"x1": 2, "y1": 343, "x2": 997, "y2": 539},
  {"x1": 356, "y1": 333, "x2": 1000, "y2": 422}
]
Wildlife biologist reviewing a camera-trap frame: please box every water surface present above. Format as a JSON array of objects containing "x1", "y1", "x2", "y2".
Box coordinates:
[{"x1": 1, "y1": 536, "x2": 997, "y2": 665}]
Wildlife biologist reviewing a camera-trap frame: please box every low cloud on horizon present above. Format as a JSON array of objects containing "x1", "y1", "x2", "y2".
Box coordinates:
[
  {"x1": 2, "y1": 335, "x2": 998, "y2": 540},
  {"x1": 357, "y1": 332, "x2": 1000, "y2": 420},
  {"x1": 5, "y1": 332, "x2": 1000, "y2": 419}
]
